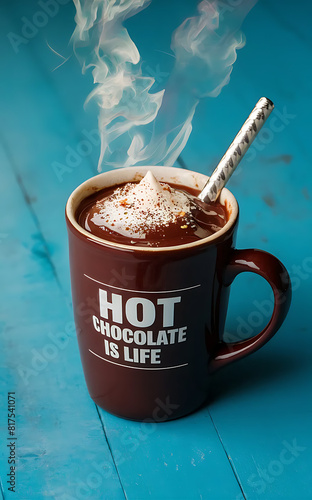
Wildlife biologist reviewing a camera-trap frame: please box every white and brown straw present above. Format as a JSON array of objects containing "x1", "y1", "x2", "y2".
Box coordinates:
[{"x1": 199, "y1": 97, "x2": 274, "y2": 204}]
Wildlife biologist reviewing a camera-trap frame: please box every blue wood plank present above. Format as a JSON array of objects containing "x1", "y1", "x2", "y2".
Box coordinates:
[
  {"x1": 98, "y1": 408, "x2": 244, "y2": 500},
  {"x1": 0, "y1": 146, "x2": 126, "y2": 499},
  {"x1": 0, "y1": 5, "x2": 98, "y2": 298}
]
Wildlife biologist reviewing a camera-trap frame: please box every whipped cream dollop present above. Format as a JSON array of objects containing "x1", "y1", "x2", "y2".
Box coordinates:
[{"x1": 90, "y1": 171, "x2": 194, "y2": 239}]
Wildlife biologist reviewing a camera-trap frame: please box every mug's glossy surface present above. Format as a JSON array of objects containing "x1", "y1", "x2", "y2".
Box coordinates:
[{"x1": 66, "y1": 167, "x2": 291, "y2": 421}]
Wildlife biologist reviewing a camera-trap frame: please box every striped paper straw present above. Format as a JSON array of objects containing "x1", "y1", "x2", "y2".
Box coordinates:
[{"x1": 199, "y1": 97, "x2": 274, "y2": 203}]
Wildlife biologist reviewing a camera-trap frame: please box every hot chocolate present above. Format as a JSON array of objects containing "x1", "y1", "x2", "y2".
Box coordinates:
[
  {"x1": 67, "y1": 166, "x2": 291, "y2": 421},
  {"x1": 76, "y1": 171, "x2": 228, "y2": 247}
]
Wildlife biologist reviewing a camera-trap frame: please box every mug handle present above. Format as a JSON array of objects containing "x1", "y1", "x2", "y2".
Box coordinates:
[{"x1": 210, "y1": 249, "x2": 292, "y2": 372}]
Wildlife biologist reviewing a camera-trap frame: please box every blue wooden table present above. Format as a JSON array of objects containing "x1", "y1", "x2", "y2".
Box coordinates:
[{"x1": 1, "y1": 1, "x2": 311, "y2": 498}]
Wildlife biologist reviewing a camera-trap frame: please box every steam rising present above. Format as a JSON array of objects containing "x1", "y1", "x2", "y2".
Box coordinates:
[{"x1": 72, "y1": 0, "x2": 257, "y2": 170}]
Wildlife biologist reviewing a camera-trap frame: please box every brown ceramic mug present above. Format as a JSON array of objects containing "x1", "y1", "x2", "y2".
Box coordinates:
[{"x1": 66, "y1": 166, "x2": 291, "y2": 421}]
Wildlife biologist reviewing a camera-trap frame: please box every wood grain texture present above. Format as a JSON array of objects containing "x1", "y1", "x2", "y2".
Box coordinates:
[
  {"x1": 0, "y1": 145, "x2": 125, "y2": 499},
  {"x1": 1, "y1": 0, "x2": 311, "y2": 499}
]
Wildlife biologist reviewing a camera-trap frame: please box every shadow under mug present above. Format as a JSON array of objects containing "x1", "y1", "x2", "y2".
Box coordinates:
[{"x1": 66, "y1": 166, "x2": 291, "y2": 421}]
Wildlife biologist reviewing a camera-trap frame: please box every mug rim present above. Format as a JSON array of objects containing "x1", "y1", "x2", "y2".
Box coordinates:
[{"x1": 65, "y1": 166, "x2": 239, "y2": 252}]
